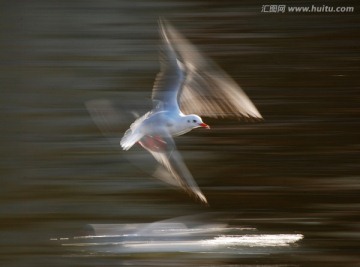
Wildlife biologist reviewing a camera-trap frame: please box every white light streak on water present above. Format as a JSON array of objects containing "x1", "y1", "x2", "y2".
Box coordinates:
[{"x1": 202, "y1": 234, "x2": 303, "y2": 247}]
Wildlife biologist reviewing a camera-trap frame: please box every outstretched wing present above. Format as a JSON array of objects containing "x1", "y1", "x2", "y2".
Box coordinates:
[
  {"x1": 85, "y1": 99, "x2": 194, "y2": 192},
  {"x1": 151, "y1": 18, "x2": 185, "y2": 112},
  {"x1": 162, "y1": 19, "x2": 262, "y2": 119},
  {"x1": 85, "y1": 99, "x2": 128, "y2": 147},
  {"x1": 139, "y1": 131, "x2": 208, "y2": 205}
]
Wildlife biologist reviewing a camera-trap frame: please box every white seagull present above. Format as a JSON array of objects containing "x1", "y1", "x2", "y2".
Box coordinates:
[{"x1": 120, "y1": 19, "x2": 262, "y2": 204}]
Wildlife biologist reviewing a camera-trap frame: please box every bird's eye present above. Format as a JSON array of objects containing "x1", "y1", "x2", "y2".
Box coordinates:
[{"x1": 193, "y1": 120, "x2": 197, "y2": 123}]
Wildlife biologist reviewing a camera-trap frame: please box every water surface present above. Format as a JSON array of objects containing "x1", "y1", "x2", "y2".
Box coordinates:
[{"x1": 1, "y1": 1, "x2": 359, "y2": 266}]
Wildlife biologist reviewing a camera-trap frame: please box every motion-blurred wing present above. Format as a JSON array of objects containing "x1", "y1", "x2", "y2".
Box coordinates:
[
  {"x1": 151, "y1": 18, "x2": 184, "y2": 112},
  {"x1": 85, "y1": 99, "x2": 126, "y2": 146},
  {"x1": 139, "y1": 131, "x2": 208, "y2": 204},
  {"x1": 86, "y1": 99, "x2": 206, "y2": 203},
  {"x1": 162, "y1": 19, "x2": 262, "y2": 119},
  {"x1": 86, "y1": 99, "x2": 177, "y2": 183}
]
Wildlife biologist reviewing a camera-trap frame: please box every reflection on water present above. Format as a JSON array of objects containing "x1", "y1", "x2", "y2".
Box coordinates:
[
  {"x1": 1, "y1": 0, "x2": 359, "y2": 266},
  {"x1": 54, "y1": 213, "x2": 302, "y2": 254}
]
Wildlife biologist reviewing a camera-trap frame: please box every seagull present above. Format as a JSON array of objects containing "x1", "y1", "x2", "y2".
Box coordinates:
[{"x1": 119, "y1": 19, "x2": 262, "y2": 204}]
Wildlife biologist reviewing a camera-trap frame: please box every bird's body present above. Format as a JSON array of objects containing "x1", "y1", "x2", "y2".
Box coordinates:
[
  {"x1": 118, "y1": 19, "x2": 262, "y2": 204},
  {"x1": 121, "y1": 109, "x2": 208, "y2": 151}
]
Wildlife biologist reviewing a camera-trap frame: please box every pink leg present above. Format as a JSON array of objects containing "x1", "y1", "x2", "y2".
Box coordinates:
[{"x1": 138, "y1": 135, "x2": 167, "y2": 152}]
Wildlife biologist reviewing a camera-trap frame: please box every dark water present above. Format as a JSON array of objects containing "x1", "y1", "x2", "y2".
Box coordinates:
[{"x1": 1, "y1": 1, "x2": 359, "y2": 266}]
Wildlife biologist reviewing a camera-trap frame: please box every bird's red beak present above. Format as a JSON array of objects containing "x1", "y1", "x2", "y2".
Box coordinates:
[{"x1": 199, "y1": 122, "x2": 210, "y2": 129}]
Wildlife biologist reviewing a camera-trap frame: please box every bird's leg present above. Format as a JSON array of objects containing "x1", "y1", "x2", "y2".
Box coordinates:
[{"x1": 138, "y1": 135, "x2": 167, "y2": 152}]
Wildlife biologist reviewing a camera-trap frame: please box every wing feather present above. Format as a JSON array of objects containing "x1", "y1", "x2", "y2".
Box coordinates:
[
  {"x1": 162, "y1": 19, "x2": 262, "y2": 119},
  {"x1": 139, "y1": 132, "x2": 208, "y2": 204},
  {"x1": 151, "y1": 18, "x2": 184, "y2": 111}
]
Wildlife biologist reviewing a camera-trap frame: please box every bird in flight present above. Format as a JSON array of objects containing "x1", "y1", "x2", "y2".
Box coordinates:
[{"x1": 119, "y1": 19, "x2": 262, "y2": 204}]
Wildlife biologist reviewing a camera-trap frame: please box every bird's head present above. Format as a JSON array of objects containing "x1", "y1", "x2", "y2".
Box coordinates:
[{"x1": 185, "y1": 114, "x2": 210, "y2": 129}]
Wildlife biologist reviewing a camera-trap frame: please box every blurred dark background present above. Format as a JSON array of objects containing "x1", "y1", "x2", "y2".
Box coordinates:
[{"x1": 0, "y1": 0, "x2": 359, "y2": 266}]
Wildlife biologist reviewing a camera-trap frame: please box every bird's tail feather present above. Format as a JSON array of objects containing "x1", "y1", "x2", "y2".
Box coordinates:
[{"x1": 120, "y1": 129, "x2": 142, "y2": 150}]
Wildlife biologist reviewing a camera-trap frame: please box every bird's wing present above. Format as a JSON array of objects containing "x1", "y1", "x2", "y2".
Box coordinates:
[
  {"x1": 86, "y1": 99, "x2": 207, "y2": 204},
  {"x1": 162, "y1": 19, "x2": 262, "y2": 119},
  {"x1": 85, "y1": 99, "x2": 185, "y2": 188},
  {"x1": 151, "y1": 18, "x2": 185, "y2": 112},
  {"x1": 139, "y1": 130, "x2": 208, "y2": 205},
  {"x1": 85, "y1": 99, "x2": 127, "y2": 147}
]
